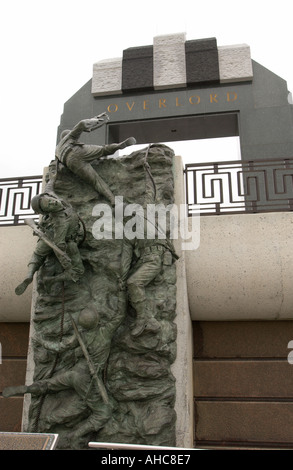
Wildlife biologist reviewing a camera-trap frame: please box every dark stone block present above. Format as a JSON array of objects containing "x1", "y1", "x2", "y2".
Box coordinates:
[
  {"x1": 193, "y1": 321, "x2": 293, "y2": 358},
  {"x1": 122, "y1": 45, "x2": 153, "y2": 92},
  {"x1": 0, "y1": 397, "x2": 24, "y2": 432},
  {"x1": 185, "y1": 37, "x2": 220, "y2": 85},
  {"x1": 185, "y1": 37, "x2": 217, "y2": 53},
  {"x1": 0, "y1": 360, "x2": 27, "y2": 392},
  {"x1": 0, "y1": 323, "x2": 29, "y2": 357}
]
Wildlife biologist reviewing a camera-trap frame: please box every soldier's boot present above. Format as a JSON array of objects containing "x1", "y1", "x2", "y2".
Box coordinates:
[
  {"x1": 15, "y1": 277, "x2": 33, "y2": 296},
  {"x1": 2, "y1": 385, "x2": 28, "y2": 398},
  {"x1": 15, "y1": 261, "x2": 40, "y2": 296},
  {"x1": 131, "y1": 302, "x2": 160, "y2": 337},
  {"x1": 3, "y1": 381, "x2": 48, "y2": 398}
]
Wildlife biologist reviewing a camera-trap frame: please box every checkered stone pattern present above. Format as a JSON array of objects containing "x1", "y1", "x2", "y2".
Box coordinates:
[{"x1": 92, "y1": 34, "x2": 253, "y2": 96}]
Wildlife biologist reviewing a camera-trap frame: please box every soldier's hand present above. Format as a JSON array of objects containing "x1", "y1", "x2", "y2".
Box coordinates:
[
  {"x1": 120, "y1": 137, "x2": 137, "y2": 149},
  {"x1": 82, "y1": 117, "x2": 108, "y2": 132}
]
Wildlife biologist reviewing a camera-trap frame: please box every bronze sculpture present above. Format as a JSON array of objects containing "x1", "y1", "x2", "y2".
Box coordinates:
[
  {"x1": 55, "y1": 113, "x2": 136, "y2": 205},
  {"x1": 4, "y1": 291, "x2": 126, "y2": 449},
  {"x1": 120, "y1": 151, "x2": 178, "y2": 337},
  {"x1": 15, "y1": 192, "x2": 85, "y2": 295},
  {"x1": 4, "y1": 116, "x2": 178, "y2": 449}
]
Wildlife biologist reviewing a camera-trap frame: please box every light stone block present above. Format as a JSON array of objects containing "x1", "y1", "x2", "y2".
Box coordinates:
[
  {"x1": 218, "y1": 44, "x2": 253, "y2": 83},
  {"x1": 0, "y1": 225, "x2": 36, "y2": 321},
  {"x1": 186, "y1": 212, "x2": 293, "y2": 321},
  {"x1": 172, "y1": 155, "x2": 194, "y2": 448},
  {"x1": 91, "y1": 58, "x2": 122, "y2": 96},
  {"x1": 153, "y1": 33, "x2": 187, "y2": 90}
]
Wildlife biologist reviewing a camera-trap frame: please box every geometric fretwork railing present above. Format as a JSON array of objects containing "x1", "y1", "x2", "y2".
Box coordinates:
[
  {"x1": 185, "y1": 158, "x2": 293, "y2": 216},
  {"x1": 0, "y1": 176, "x2": 43, "y2": 226},
  {"x1": 2, "y1": 160, "x2": 293, "y2": 223}
]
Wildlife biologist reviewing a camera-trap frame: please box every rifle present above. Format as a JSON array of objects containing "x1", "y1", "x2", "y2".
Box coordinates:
[
  {"x1": 69, "y1": 314, "x2": 110, "y2": 405},
  {"x1": 24, "y1": 218, "x2": 71, "y2": 263}
]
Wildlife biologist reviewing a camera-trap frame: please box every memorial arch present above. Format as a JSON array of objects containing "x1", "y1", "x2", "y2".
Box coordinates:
[
  {"x1": 59, "y1": 33, "x2": 293, "y2": 164},
  {"x1": 3, "y1": 32, "x2": 293, "y2": 450},
  {"x1": 54, "y1": 33, "x2": 293, "y2": 450},
  {"x1": 2, "y1": 33, "x2": 289, "y2": 450}
]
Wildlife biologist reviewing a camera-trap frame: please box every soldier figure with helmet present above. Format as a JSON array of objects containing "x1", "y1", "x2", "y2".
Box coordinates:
[{"x1": 15, "y1": 191, "x2": 85, "y2": 295}]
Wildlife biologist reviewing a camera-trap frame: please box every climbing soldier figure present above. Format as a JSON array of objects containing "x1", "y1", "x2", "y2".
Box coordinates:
[{"x1": 55, "y1": 113, "x2": 136, "y2": 206}]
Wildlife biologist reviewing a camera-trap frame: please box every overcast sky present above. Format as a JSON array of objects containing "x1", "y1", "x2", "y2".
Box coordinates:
[{"x1": 1, "y1": 0, "x2": 293, "y2": 178}]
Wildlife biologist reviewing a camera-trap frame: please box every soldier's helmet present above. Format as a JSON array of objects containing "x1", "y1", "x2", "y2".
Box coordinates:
[
  {"x1": 78, "y1": 306, "x2": 100, "y2": 330},
  {"x1": 31, "y1": 194, "x2": 43, "y2": 214}
]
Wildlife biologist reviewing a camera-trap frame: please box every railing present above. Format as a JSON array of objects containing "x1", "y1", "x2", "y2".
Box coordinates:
[
  {"x1": 185, "y1": 158, "x2": 293, "y2": 216},
  {"x1": 0, "y1": 176, "x2": 43, "y2": 226},
  {"x1": 2, "y1": 159, "x2": 293, "y2": 224}
]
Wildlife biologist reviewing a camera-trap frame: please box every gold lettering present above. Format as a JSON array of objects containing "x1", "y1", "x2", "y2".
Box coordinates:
[
  {"x1": 210, "y1": 94, "x2": 218, "y2": 103},
  {"x1": 189, "y1": 95, "x2": 200, "y2": 105},
  {"x1": 143, "y1": 100, "x2": 149, "y2": 110},
  {"x1": 227, "y1": 92, "x2": 237, "y2": 102},
  {"x1": 107, "y1": 103, "x2": 118, "y2": 113},
  {"x1": 176, "y1": 97, "x2": 182, "y2": 107},
  {"x1": 159, "y1": 98, "x2": 166, "y2": 108},
  {"x1": 126, "y1": 102, "x2": 135, "y2": 111}
]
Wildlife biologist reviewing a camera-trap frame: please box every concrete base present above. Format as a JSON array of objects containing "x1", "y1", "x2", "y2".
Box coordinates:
[
  {"x1": 0, "y1": 225, "x2": 36, "y2": 321},
  {"x1": 186, "y1": 212, "x2": 293, "y2": 321},
  {"x1": 172, "y1": 156, "x2": 194, "y2": 448}
]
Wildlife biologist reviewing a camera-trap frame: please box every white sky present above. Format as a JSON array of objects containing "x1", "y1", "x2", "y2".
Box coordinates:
[{"x1": 1, "y1": 0, "x2": 293, "y2": 178}]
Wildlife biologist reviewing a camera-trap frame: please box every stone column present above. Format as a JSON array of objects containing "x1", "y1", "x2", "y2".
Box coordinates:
[{"x1": 172, "y1": 155, "x2": 194, "y2": 448}]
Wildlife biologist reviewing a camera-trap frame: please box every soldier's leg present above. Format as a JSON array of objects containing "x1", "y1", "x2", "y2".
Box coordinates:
[
  {"x1": 69, "y1": 393, "x2": 113, "y2": 449},
  {"x1": 67, "y1": 157, "x2": 115, "y2": 205},
  {"x1": 127, "y1": 254, "x2": 163, "y2": 336},
  {"x1": 3, "y1": 368, "x2": 87, "y2": 398},
  {"x1": 2, "y1": 381, "x2": 48, "y2": 398},
  {"x1": 15, "y1": 241, "x2": 51, "y2": 295},
  {"x1": 44, "y1": 240, "x2": 85, "y2": 285}
]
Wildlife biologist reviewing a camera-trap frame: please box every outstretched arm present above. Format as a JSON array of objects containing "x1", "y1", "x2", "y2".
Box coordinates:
[
  {"x1": 67, "y1": 113, "x2": 110, "y2": 141},
  {"x1": 80, "y1": 113, "x2": 109, "y2": 132}
]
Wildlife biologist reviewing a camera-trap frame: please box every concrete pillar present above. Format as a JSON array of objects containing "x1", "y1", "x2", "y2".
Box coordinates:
[{"x1": 172, "y1": 155, "x2": 194, "y2": 448}]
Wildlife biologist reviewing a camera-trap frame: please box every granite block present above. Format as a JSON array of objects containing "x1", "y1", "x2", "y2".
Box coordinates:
[
  {"x1": 0, "y1": 397, "x2": 23, "y2": 432},
  {"x1": 0, "y1": 432, "x2": 58, "y2": 450},
  {"x1": 122, "y1": 45, "x2": 153, "y2": 92},
  {"x1": 218, "y1": 44, "x2": 253, "y2": 83},
  {"x1": 195, "y1": 401, "x2": 293, "y2": 443},
  {"x1": 0, "y1": 359, "x2": 27, "y2": 391},
  {"x1": 0, "y1": 323, "x2": 29, "y2": 357},
  {"x1": 92, "y1": 58, "x2": 122, "y2": 96},
  {"x1": 153, "y1": 33, "x2": 186, "y2": 89},
  {"x1": 185, "y1": 38, "x2": 219, "y2": 85}
]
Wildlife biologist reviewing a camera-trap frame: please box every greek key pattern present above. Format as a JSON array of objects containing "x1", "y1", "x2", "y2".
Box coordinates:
[
  {"x1": 0, "y1": 176, "x2": 42, "y2": 226},
  {"x1": 185, "y1": 159, "x2": 293, "y2": 215}
]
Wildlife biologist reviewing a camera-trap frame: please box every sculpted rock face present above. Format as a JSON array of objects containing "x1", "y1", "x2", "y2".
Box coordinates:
[{"x1": 22, "y1": 143, "x2": 178, "y2": 449}]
